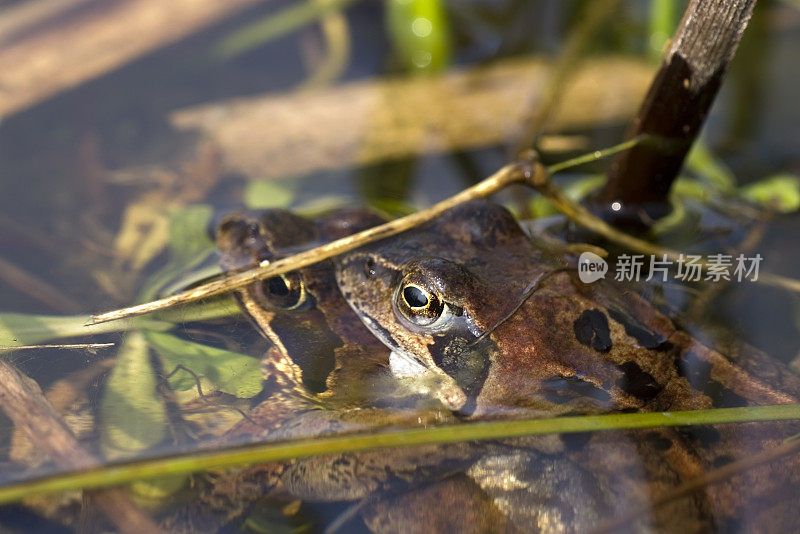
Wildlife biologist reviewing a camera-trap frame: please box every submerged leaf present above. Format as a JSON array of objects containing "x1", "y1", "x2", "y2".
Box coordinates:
[
  {"x1": 100, "y1": 331, "x2": 168, "y2": 457},
  {"x1": 0, "y1": 313, "x2": 163, "y2": 348},
  {"x1": 686, "y1": 141, "x2": 736, "y2": 190},
  {"x1": 137, "y1": 204, "x2": 216, "y2": 301},
  {"x1": 167, "y1": 204, "x2": 215, "y2": 266},
  {"x1": 244, "y1": 180, "x2": 295, "y2": 209},
  {"x1": 146, "y1": 331, "x2": 263, "y2": 399},
  {"x1": 740, "y1": 174, "x2": 800, "y2": 213},
  {"x1": 0, "y1": 314, "x2": 92, "y2": 347},
  {"x1": 113, "y1": 192, "x2": 172, "y2": 271}
]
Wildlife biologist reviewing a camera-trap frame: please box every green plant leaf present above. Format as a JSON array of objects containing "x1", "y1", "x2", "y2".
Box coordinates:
[
  {"x1": 244, "y1": 180, "x2": 295, "y2": 209},
  {"x1": 686, "y1": 141, "x2": 736, "y2": 190},
  {"x1": 138, "y1": 204, "x2": 216, "y2": 301},
  {"x1": 740, "y1": 174, "x2": 800, "y2": 213},
  {"x1": 146, "y1": 331, "x2": 262, "y2": 399},
  {"x1": 0, "y1": 314, "x2": 98, "y2": 347},
  {"x1": 0, "y1": 313, "x2": 167, "y2": 349},
  {"x1": 168, "y1": 204, "x2": 215, "y2": 266},
  {"x1": 100, "y1": 331, "x2": 168, "y2": 457},
  {"x1": 0, "y1": 299, "x2": 239, "y2": 352}
]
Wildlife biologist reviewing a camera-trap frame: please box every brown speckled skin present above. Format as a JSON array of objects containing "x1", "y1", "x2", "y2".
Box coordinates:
[
  {"x1": 205, "y1": 203, "x2": 800, "y2": 532},
  {"x1": 335, "y1": 199, "x2": 800, "y2": 530},
  {"x1": 335, "y1": 200, "x2": 800, "y2": 416},
  {"x1": 211, "y1": 208, "x2": 657, "y2": 534},
  {"x1": 216, "y1": 209, "x2": 393, "y2": 424},
  {"x1": 211, "y1": 209, "x2": 518, "y2": 533}
]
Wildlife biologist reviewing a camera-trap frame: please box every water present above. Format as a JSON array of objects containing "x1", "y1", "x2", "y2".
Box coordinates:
[{"x1": 1, "y1": 0, "x2": 799, "y2": 531}]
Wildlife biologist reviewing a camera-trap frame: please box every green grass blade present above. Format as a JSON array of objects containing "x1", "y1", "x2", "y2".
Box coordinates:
[
  {"x1": 0, "y1": 297, "x2": 239, "y2": 351},
  {"x1": 1, "y1": 404, "x2": 799, "y2": 504},
  {"x1": 0, "y1": 313, "x2": 169, "y2": 350},
  {"x1": 214, "y1": 0, "x2": 360, "y2": 59},
  {"x1": 648, "y1": 0, "x2": 678, "y2": 60}
]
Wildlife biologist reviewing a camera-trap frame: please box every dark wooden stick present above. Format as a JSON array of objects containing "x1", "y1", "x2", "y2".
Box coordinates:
[
  {"x1": 0, "y1": 360, "x2": 163, "y2": 533},
  {"x1": 595, "y1": 0, "x2": 757, "y2": 224}
]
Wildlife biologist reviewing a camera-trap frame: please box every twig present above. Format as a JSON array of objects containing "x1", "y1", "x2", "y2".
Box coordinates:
[
  {"x1": 686, "y1": 219, "x2": 768, "y2": 320},
  {"x1": 596, "y1": 0, "x2": 758, "y2": 221},
  {"x1": 0, "y1": 360, "x2": 163, "y2": 533},
  {"x1": 529, "y1": 156, "x2": 684, "y2": 262},
  {"x1": 527, "y1": 155, "x2": 800, "y2": 294},
  {"x1": 0, "y1": 343, "x2": 115, "y2": 351},
  {"x1": 757, "y1": 272, "x2": 800, "y2": 293},
  {"x1": 90, "y1": 156, "x2": 539, "y2": 324},
  {"x1": 90, "y1": 137, "x2": 800, "y2": 324},
  {"x1": 512, "y1": 0, "x2": 623, "y2": 155}
]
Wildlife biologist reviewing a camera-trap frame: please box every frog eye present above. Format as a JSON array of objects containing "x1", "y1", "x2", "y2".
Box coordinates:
[
  {"x1": 396, "y1": 277, "x2": 444, "y2": 326},
  {"x1": 258, "y1": 272, "x2": 307, "y2": 310}
]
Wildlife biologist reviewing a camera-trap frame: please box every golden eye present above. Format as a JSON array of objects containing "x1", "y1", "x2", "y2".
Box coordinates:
[
  {"x1": 396, "y1": 276, "x2": 444, "y2": 326},
  {"x1": 258, "y1": 272, "x2": 307, "y2": 310}
]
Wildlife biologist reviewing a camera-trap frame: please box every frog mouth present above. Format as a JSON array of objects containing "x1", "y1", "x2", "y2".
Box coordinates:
[
  {"x1": 389, "y1": 349, "x2": 431, "y2": 378},
  {"x1": 389, "y1": 349, "x2": 468, "y2": 412},
  {"x1": 356, "y1": 313, "x2": 467, "y2": 408}
]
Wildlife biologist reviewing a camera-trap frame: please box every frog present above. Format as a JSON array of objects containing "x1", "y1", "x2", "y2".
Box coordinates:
[
  {"x1": 214, "y1": 207, "x2": 393, "y2": 438},
  {"x1": 201, "y1": 208, "x2": 502, "y2": 531},
  {"x1": 203, "y1": 207, "x2": 636, "y2": 534},
  {"x1": 333, "y1": 199, "x2": 800, "y2": 531}
]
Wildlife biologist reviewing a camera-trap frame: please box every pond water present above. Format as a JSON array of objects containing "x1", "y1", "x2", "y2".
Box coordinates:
[{"x1": 1, "y1": 0, "x2": 800, "y2": 532}]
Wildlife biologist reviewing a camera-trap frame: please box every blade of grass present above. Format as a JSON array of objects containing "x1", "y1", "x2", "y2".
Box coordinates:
[
  {"x1": 214, "y1": 0, "x2": 360, "y2": 59},
  {"x1": 648, "y1": 0, "x2": 678, "y2": 61},
  {"x1": 0, "y1": 296, "x2": 238, "y2": 352},
  {"x1": 0, "y1": 313, "x2": 167, "y2": 350},
  {"x1": 0, "y1": 404, "x2": 798, "y2": 505}
]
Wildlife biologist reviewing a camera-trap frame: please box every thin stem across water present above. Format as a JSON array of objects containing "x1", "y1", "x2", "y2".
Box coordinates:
[{"x1": 0, "y1": 404, "x2": 798, "y2": 505}]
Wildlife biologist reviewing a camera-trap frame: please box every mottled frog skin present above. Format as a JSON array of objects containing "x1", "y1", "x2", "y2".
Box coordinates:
[
  {"x1": 216, "y1": 208, "x2": 390, "y2": 404},
  {"x1": 209, "y1": 210, "x2": 509, "y2": 532},
  {"x1": 206, "y1": 208, "x2": 628, "y2": 534},
  {"x1": 333, "y1": 199, "x2": 800, "y2": 531}
]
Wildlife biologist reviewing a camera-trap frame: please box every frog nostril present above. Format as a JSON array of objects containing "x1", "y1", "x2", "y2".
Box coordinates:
[{"x1": 364, "y1": 258, "x2": 376, "y2": 278}]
